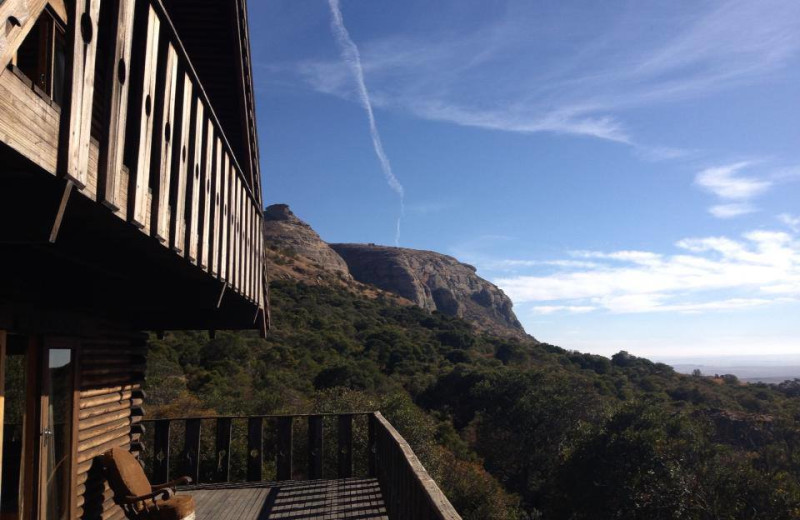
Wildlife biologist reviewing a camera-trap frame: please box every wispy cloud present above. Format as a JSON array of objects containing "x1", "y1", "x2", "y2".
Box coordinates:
[
  {"x1": 694, "y1": 162, "x2": 773, "y2": 218},
  {"x1": 327, "y1": 0, "x2": 405, "y2": 245},
  {"x1": 495, "y1": 230, "x2": 800, "y2": 314},
  {"x1": 299, "y1": 0, "x2": 800, "y2": 146}
]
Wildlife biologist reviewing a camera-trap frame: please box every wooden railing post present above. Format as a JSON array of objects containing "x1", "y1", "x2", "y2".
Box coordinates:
[
  {"x1": 247, "y1": 417, "x2": 263, "y2": 482},
  {"x1": 308, "y1": 415, "x2": 323, "y2": 480},
  {"x1": 182, "y1": 419, "x2": 201, "y2": 483},
  {"x1": 368, "y1": 413, "x2": 377, "y2": 478},
  {"x1": 215, "y1": 417, "x2": 232, "y2": 482},
  {"x1": 153, "y1": 419, "x2": 171, "y2": 483},
  {"x1": 276, "y1": 416, "x2": 293, "y2": 481},
  {"x1": 338, "y1": 414, "x2": 353, "y2": 478}
]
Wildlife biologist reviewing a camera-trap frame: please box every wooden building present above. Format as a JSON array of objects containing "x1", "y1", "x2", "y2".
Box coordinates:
[
  {"x1": 0, "y1": 1, "x2": 461, "y2": 519},
  {"x1": 0, "y1": 0, "x2": 265, "y2": 518}
]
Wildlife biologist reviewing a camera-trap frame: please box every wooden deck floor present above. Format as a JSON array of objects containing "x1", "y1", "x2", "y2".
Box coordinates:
[{"x1": 185, "y1": 478, "x2": 389, "y2": 520}]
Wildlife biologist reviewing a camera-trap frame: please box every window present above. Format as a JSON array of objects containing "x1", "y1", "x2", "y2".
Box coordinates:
[{"x1": 13, "y1": 9, "x2": 67, "y2": 105}]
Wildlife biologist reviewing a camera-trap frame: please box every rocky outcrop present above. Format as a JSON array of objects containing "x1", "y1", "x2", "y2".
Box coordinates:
[
  {"x1": 264, "y1": 204, "x2": 350, "y2": 275},
  {"x1": 330, "y1": 243, "x2": 528, "y2": 339}
]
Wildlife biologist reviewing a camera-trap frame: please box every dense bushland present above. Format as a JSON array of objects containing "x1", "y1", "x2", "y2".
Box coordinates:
[{"x1": 145, "y1": 280, "x2": 800, "y2": 519}]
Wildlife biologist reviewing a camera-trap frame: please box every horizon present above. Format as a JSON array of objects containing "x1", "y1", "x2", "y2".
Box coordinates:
[{"x1": 253, "y1": 0, "x2": 800, "y2": 359}]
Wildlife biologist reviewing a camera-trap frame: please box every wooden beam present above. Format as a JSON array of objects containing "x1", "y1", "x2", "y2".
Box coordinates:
[
  {"x1": 182, "y1": 418, "x2": 201, "y2": 483},
  {"x1": 153, "y1": 419, "x2": 171, "y2": 483},
  {"x1": 99, "y1": 0, "x2": 136, "y2": 211},
  {"x1": 130, "y1": 6, "x2": 160, "y2": 228},
  {"x1": 186, "y1": 100, "x2": 204, "y2": 263},
  {"x1": 152, "y1": 43, "x2": 179, "y2": 243},
  {"x1": 61, "y1": 0, "x2": 102, "y2": 188},
  {"x1": 0, "y1": 0, "x2": 48, "y2": 78},
  {"x1": 171, "y1": 74, "x2": 193, "y2": 254},
  {"x1": 338, "y1": 414, "x2": 353, "y2": 478},
  {"x1": 49, "y1": 180, "x2": 74, "y2": 243}
]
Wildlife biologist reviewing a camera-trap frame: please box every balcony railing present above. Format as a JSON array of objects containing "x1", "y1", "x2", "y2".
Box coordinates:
[
  {"x1": 0, "y1": 0, "x2": 265, "y2": 310},
  {"x1": 139, "y1": 412, "x2": 461, "y2": 520}
]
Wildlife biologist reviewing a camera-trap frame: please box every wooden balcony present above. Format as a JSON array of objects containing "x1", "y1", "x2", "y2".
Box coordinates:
[
  {"x1": 0, "y1": 0, "x2": 267, "y2": 331},
  {"x1": 131, "y1": 413, "x2": 461, "y2": 520}
]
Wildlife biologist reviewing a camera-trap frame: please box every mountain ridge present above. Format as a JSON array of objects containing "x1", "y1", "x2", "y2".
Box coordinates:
[{"x1": 264, "y1": 204, "x2": 531, "y2": 340}]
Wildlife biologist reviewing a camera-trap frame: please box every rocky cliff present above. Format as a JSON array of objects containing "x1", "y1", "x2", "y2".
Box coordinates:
[
  {"x1": 330, "y1": 244, "x2": 527, "y2": 339},
  {"x1": 264, "y1": 204, "x2": 351, "y2": 276},
  {"x1": 264, "y1": 204, "x2": 529, "y2": 339}
]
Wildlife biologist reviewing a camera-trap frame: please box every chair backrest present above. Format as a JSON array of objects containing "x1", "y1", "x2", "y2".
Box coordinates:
[{"x1": 104, "y1": 447, "x2": 152, "y2": 499}]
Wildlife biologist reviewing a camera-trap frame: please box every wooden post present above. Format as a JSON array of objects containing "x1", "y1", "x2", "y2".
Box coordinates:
[
  {"x1": 153, "y1": 419, "x2": 171, "y2": 483},
  {"x1": 186, "y1": 101, "x2": 204, "y2": 263},
  {"x1": 308, "y1": 415, "x2": 323, "y2": 480},
  {"x1": 338, "y1": 414, "x2": 353, "y2": 478},
  {"x1": 199, "y1": 120, "x2": 214, "y2": 270},
  {"x1": 171, "y1": 74, "x2": 193, "y2": 254},
  {"x1": 183, "y1": 419, "x2": 201, "y2": 483},
  {"x1": 247, "y1": 417, "x2": 263, "y2": 482},
  {"x1": 214, "y1": 417, "x2": 231, "y2": 482},
  {"x1": 152, "y1": 43, "x2": 179, "y2": 243},
  {"x1": 130, "y1": 6, "x2": 160, "y2": 228},
  {"x1": 210, "y1": 137, "x2": 222, "y2": 276},
  {"x1": 99, "y1": 0, "x2": 136, "y2": 211},
  {"x1": 218, "y1": 153, "x2": 229, "y2": 282},
  {"x1": 368, "y1": 413, "x2": 377, "y2": 477},
  {"x1": 276, "y1": 416, "x2": 292, "y2": 481}
]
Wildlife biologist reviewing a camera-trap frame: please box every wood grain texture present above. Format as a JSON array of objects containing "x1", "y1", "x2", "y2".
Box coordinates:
[
  {"x1": 153, "y1": 43, "x2": 179, "y2": 243},
  {"x1": 0, "y1": 0, "x2": 48, "y2": 78},
  {"x1": 171, "y1": 74, "x2": 193, "y2": 254},
  {"x1": 131, "y1": 6, "x2": 160, "y2": 228},
  {"x1": 99, "y1": 0, "x2": 136, "y2": 210},
  {"x1": 187, "y1": 100, "x2": 205, "y2": 263}
]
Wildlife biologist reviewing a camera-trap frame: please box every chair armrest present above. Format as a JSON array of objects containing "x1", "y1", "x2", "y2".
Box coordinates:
[
  {"x1": 120, "y1": 488, "x2": 173, "y2": 505},
  {"x1": 152, "y1": 476, "x2": 192, "y2": 490}
]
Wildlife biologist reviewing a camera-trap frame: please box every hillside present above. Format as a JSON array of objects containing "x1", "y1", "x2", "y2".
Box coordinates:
[
  {"x1": 146, "y1": 279, "x2": 800, "y2": 520},
  {"x1": 264, "y1": 204, "x2": 528, "y2": 339}
]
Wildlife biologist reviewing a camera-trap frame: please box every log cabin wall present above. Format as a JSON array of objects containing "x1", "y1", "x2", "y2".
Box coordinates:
[{"x1": 76, "y1": 333, "x2": 146, "y2": 520}]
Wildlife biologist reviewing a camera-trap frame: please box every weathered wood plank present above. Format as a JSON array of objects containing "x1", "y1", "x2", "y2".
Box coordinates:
[
  {"x1": 219, "y1": 153, "x2": 229, "y2": 282},
  {"x1": 99, "y1": 0, "x2": 136, "y2": 211},
  {"x1": 62, "y1": 0, "x2": 101, "y2": 188},
  {"x1": 130, "y1": 7, "x2": 160, "y2": 228},
  {"x1": 0, "y1": 0, "x2": 48, "y2": 78},
  {"x1": 199, "y1": 120, "x2": 214, "y2": 270},
  {"x1": 187, "y1": 101, "x2": 204, "y2": 263},
  {"x1": 153, "y1": 43, "x2": 179, "y2": 243},
  {"x1": 171, "y1": 74, "x2": 193, "y2": 254},
  {"x1": 210, "y1": 136, "x2": 222, "y2": 276}
]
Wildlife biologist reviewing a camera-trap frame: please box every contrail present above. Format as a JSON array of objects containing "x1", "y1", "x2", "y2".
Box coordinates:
[{"x1": 327, "y1": 0, "x2": 405, "y2": 245}]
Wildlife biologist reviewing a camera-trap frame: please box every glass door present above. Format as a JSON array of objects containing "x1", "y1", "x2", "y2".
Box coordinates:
[{"x1": 37, "y1": 347, "x2": 73, "y2": 520}]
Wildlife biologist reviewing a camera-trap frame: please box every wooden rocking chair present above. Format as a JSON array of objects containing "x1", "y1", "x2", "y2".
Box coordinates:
[{"x1": 103, "y1": 447, "x2": 196, "y2": 520}]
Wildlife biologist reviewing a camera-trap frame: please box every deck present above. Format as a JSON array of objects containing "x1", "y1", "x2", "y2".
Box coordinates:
[{"x1": 186, "y1": 478, "x2": 388, "y2": 520}]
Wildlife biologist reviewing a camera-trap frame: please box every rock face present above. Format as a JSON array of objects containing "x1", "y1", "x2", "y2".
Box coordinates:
[
  {"x1": 330, "y1": 243, "x2": 527, "y2": 338},
  {"x1": 264, "y1": 204, "x2": 350, "y2": 275}
]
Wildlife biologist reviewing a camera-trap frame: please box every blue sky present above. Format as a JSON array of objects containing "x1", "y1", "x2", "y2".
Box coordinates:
[{"x1": 251, "y1": 0, "x2": 800, "y2": 358}]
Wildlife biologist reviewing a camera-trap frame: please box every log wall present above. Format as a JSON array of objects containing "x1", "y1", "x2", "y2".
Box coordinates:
[{"x1": 75, "y1": 333, "x2": 147, "y2": 520}]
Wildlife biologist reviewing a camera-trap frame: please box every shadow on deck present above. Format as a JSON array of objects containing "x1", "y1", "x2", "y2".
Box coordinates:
[{"x1": 186, "y1": 478, "x2": 388, "y2": 520}]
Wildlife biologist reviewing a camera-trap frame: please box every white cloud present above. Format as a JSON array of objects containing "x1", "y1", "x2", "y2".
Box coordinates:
[
  {"x1": 494, "y1": 230, "x2": 800, "y2": 314},
  {"x1": 709, "y1": 203, "x2": 756, "y2": 218},
  {"x1": 695, "y1": 162, "x2": 771, "y2": 200},
  {"x1": 532, "y1": 305, "x2": 597, "y2": 315}
]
